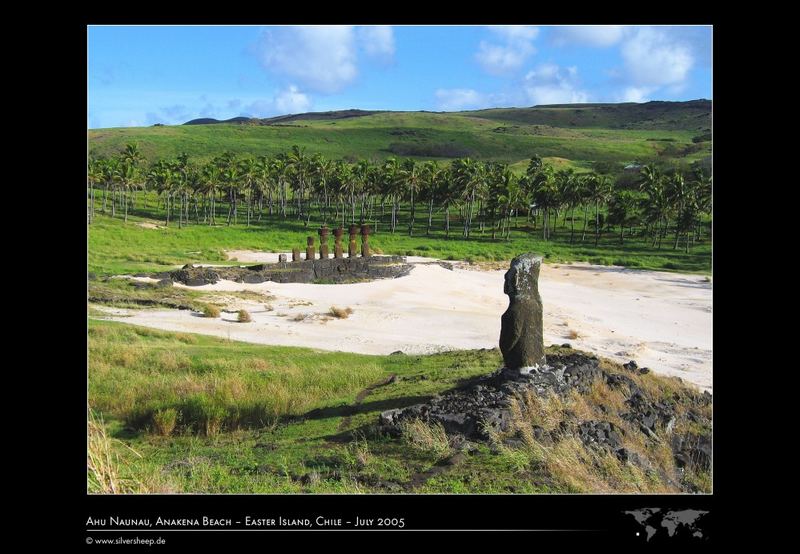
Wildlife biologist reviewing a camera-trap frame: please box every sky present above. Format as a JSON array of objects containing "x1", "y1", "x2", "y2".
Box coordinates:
[{"x1": 87, "y1": 25, "x2": 712, "y2": 129}]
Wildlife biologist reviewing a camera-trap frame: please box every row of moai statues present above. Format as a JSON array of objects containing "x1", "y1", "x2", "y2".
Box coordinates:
[{"x1": 290, "y1": 224, "x2": 372, "y2": 261}]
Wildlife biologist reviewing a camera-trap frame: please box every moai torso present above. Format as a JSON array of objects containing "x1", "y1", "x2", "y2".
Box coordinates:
[
  {"x1": 334, "y1": 227, "x2": 344, "y2": 258},
  {"x1": 348, "y1": 225, "x2": 358, "y2": 258},
  {"x1": 360, "y1": 224, "x2": 371, "y2": 258},
  {"x1": 306, "y1": 236, "x2": 315, "y2": 261},
  {"x1": 318, "y1": 225, "x2": 330, "y2": 259}
]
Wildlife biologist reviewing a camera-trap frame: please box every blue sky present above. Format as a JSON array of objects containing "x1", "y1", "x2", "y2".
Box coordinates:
[{"x1": 88, "y1": 25, "x2": 712, "y2": 129}]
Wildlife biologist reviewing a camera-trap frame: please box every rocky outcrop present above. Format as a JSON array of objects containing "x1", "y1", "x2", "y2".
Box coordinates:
[{"x1": 380, "y1": 351, "x2": 604, "y2": 440}]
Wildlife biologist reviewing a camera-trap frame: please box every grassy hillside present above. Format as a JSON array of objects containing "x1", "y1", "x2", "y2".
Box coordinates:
[
  {"x1": 88, "y1": 320, "x2": 711, "y2": 494},
  {"x1": 88, "y1": 101, "x2": 711, "y2": 172}
]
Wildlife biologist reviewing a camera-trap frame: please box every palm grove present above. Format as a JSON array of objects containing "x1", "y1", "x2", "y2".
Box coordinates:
[{"x1": 87, "y1": 144, "x2": 711, "y2": 253}]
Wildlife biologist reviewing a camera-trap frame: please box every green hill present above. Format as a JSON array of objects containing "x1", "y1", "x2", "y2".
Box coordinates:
[{"x1": 88, "y1": 101, "x2": 711, "y2": 173}]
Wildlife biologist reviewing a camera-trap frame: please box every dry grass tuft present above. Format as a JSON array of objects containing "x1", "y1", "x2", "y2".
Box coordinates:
[
  {"x1": 201, "y1": 304, "x2": 221, "y2": 318},
  {"x1": 401, "y1": 419, "x2": 452, "y2": 458},
  {"x1": 329, "y1": 306, "x2": 354, "y2": 319},
  {"x1": 87, "y1": 409, "x2": 146, "y2": 493},
  {"x1": 237, "y1": 309, "x2": 252, "y2": 323}
]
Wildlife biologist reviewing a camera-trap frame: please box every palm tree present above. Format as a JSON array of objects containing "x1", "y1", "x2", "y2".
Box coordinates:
[
  {"x1": 452, "y1": 158, "x2": 484, "y2": 238},
  {"x1": 87, "y1": 159, "x2": 104, "y2": 224},
  {"x1": 666, "y1": 171, "x2": 688, "y2": 250},
  {"x1": 400, "y1": 159, "x2": 421, "y2": 236},
  {"x1": 608, "y1": 189, "x2": 638, "y2": 245},
  {"x1": 557, "y1": 169, "x2": 584, "y2": 243},
  {"x1": 286, "y1": 145, "x2": 310, "y2": 224},
  {"x1": 586, "y1": 173, "x2": 612, "y2": 246},
  {"x1": 269, "y1": 155, "x2": 289, "y2": 219},
  {"x1": 382, "y1": 158, "x2": 402, "y2": 233},
  {"x1": 529, "y1": 166, "x2": 557, "y2": 240},
  {"x1": 421, "y1": 161, "x2": 441, "y2": 236}
]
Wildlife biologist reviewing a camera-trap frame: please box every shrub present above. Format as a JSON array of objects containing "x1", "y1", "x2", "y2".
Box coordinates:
[
  {"x1": 237, "y1": 309, "x2": 252, "y2": 323},
  {"x1": 329, "y1": 306, "x2": 354, "y2": 319},
  {"x1": 202, "y1": 304, "x2": 220, "y2": 318},
  {"x1": 567, "y1": 329, "x2": 581, "y2": 340},
  {"x1": 152, "y1": 408, "x2": 179, "y2": 436}
]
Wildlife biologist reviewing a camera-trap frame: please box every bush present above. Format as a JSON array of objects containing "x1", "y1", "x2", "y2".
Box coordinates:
[
  {"x1": 202, "y1": 304, "x2": 220, "y2": 318},
  {"x1": 237, "y1": 309, "x2": 252, "y2": 323},
  {"x1": 153, "y1": 408, "x2": 179, "y2": 436},
  {"x1": 329, "y1": 306, "x2": 354, "y2": 319}
]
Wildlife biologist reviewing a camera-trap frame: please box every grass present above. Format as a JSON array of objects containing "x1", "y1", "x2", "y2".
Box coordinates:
[
  {"x1": 87, "y1": 320, "x2": 710, "y2": 493},
  {"x1": 88, "y1": 205, "x2": 711, "y2": 276},
  {"x1": 202, "y1": 304, "x2": 220, "y2": 318},
  {"x1": 237, "y1": 309, "x2": 252, "y2": 323}
]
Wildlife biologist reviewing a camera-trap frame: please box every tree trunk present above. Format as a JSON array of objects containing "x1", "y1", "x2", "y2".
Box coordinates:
[
  {"x1": 594, "y1": 201, "x2": 600, "y2": 247},
  {"x1": 427, "y1": 198, "x2": 433, "y2": 236},
  {"x1": 408, "y1": 186, "x2": 415, "y2": 236}
]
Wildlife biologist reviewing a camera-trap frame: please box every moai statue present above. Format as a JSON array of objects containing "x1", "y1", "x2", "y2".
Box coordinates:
[
  {"x1": 318, "y1": 225, "x2": 330, "y2": 259},
  {"x1": 292, "y1": 248, "x2": 300, "y2": 262},
  {"x1": 306, "y1": 236, "x2": 315, "y2": 260},
  {"x1": 499, "y1": 253, "x2": 545, "y2": 377},
  {"x1": 348, "y1": 225, "x2": 359, "y2": 258},
  {"x1": 360, "y1": 224, "x2": 371, "y2": 258},
  {"x1": 278, "y1": 254, "x2": 287, "y2": 263},
  {"x1": 333, "y1": 226, "x2": 344, "y2": 258}
]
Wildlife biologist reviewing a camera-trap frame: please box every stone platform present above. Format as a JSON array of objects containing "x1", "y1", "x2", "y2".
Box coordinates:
[{"x1": 164, "y1": 255, "x2": 412, "y2": 286}]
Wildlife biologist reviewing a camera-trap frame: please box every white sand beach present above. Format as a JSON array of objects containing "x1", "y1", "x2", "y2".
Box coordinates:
[{"x1": 96, "y1": 252, "x2": 712, "y2": 392}]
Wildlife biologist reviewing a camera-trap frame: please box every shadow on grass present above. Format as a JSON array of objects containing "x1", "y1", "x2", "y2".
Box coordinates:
[{"x1": 300, "y1": 394, "x2": 434, "y2": 422}]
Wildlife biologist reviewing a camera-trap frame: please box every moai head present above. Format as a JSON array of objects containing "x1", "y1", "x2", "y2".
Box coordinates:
[{"x1": 503, "y1": 253, "x2": 542, "y2": 300}]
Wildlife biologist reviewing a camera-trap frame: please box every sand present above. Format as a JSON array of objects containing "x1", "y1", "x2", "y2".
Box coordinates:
[{"x1": 98, "y1": 252, "x2": 712, "y2": 392}]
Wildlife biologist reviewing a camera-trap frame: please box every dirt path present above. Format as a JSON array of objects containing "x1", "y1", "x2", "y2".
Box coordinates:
[{"x1": 337, "y1": 374, "x2": 397, "y2": 432}]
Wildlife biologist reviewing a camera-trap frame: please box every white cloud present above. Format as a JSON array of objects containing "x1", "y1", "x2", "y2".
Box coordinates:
[
  {"x1": 476, "y1": 26, "x2": 538, "y2": 75},
  {"x1": 257, "y1": 26, "x2": 358, "y2": 93},
  {"x1": 487, "y1": 25, "x2": 539, "y2": 42},
  {"x1": 552, "y1": 26, "x2": 625, "y2": 47},
  {"x1": 435, "y1": 89, "x2": 486, "y2": 111},
  {"x1": 621, "y1": 27, "x2": 694, "y2": 87},
  {"x1": 274, "y1": 85, "x2": 312, "y2": 114},
  {"x1": 522, "y1": 64, "x2": 590, "y2": 105},
  {"x1": 618, "y1": 86, "x2": 655, "y2": 103},
  {"x1": 357, "y1": 26, "x2": 395, "y2": 59}
]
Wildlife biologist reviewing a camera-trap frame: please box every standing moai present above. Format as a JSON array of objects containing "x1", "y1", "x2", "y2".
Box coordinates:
[
  {"x1": 306, "y1": 236, "x2": 315, "y2": 260},
  {"x1": 333, "y1": 226, "x2": 344, "y2": 258},
  {"x1": 318, "y1": 225, "x2": 330, "y2": 259},
  {"x1": 348, "y1": 225, "x2": 359, "y2": 258},
  {"x1": 499, "y1": 253, "x2": 545, "y2": 376},
  {"x1": 360, "y1": 224, "x2": 371, "y2": 257},
  {"x1": 292, "y1": 248, "x2": 300, "y2": 262}
]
